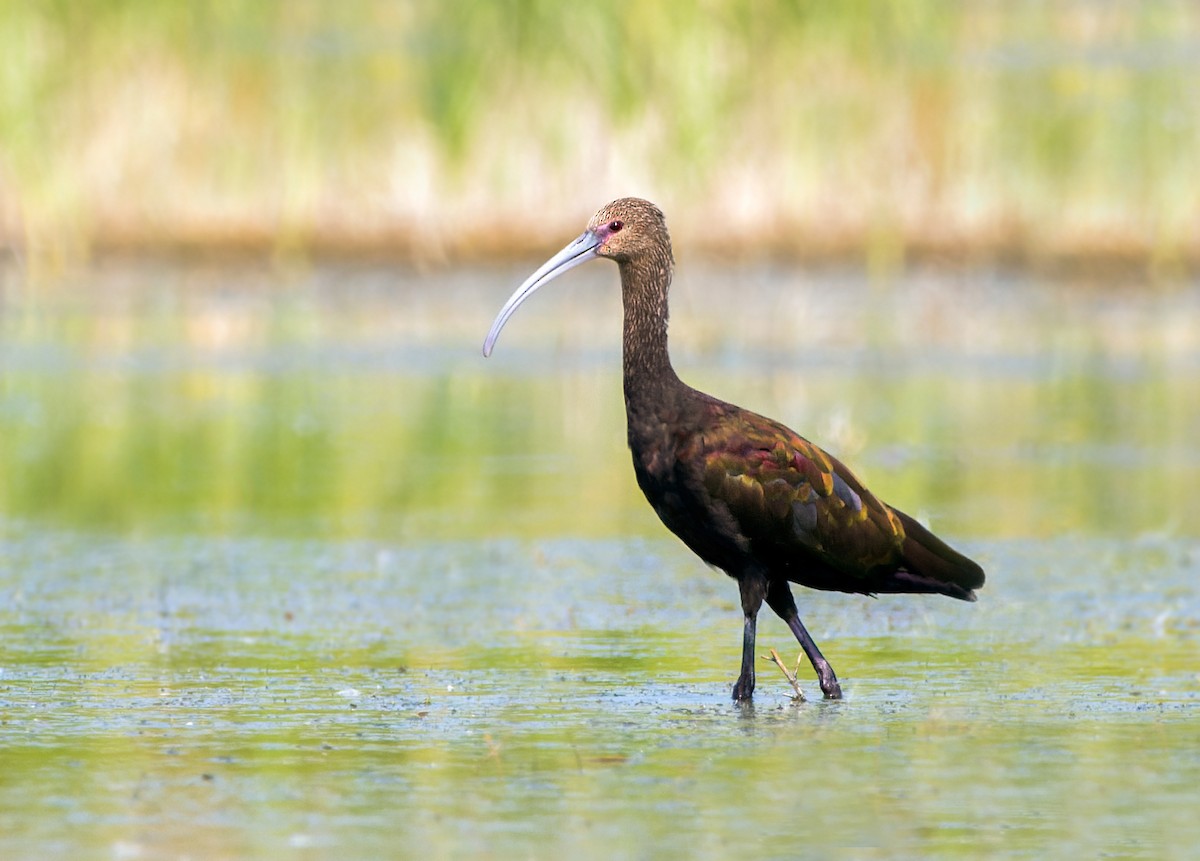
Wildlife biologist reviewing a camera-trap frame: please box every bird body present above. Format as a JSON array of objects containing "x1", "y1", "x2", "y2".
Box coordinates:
[{"x1": 484, "y1": 198, "x2": 984, "y2": 701}]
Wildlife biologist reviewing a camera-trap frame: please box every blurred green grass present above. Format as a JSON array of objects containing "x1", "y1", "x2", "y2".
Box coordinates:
[{"x1": 1, "y1": 1, "x2": 1197, "y2": 268}]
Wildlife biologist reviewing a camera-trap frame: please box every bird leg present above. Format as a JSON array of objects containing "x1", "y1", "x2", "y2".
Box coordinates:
[
  {"x1": 766, "y1": 581, "x2": 842, "y2": 700},
  {"x1": 732, "y1": 572, "x2": 767, "y2": 701}
]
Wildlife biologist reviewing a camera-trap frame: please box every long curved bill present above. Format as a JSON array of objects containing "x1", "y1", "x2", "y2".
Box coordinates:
[{"x1": 482, "y1": 230, "x2": 602, "y2": 357}]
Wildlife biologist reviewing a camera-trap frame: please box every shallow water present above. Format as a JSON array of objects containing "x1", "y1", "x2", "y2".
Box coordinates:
[{"x1": 1, "y1": 261, "x2": 1198, "y2": 859}]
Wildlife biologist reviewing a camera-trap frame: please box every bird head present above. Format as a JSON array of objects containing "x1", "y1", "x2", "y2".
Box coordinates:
[
  {"x1": 588, "y1": 198, "x2": 668, "y2": 263},
  {"x1": 482, "y1": 197, "x2": 668, "y2": 357}
]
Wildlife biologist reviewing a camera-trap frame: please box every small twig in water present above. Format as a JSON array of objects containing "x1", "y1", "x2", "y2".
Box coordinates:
[{"x1": 767, "y1": 648, "x2": 806, "y2": 701}]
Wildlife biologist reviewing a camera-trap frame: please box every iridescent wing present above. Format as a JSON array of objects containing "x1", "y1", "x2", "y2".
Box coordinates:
[{"x1": 697, "y1": 404, "x2": 906, "y2": 575}]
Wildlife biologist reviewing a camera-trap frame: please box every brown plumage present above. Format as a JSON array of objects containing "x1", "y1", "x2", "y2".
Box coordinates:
[{"x1": 484, "y1": 197, "x2": 984, "y2": 701}]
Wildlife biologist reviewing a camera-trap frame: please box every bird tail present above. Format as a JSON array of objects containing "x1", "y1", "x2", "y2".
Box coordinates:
[{"x1": 885, "y1": 508, "x2": 985, "y2": 602}]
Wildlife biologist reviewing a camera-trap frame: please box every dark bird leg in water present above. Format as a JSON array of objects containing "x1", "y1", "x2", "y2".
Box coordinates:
[
  {"x1": 735, "y1": 575, "x2": 842, "y2": 702},
  {"x1": 765, "y1": 581, "x2": 842, "y2": 699},
  {"x1": 733, "y1": 573, "x2": 767, "y2": 701}
]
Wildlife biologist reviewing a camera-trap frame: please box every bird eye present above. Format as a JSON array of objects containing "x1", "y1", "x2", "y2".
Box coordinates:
[{"x1": 609, "y1": 220, "x2": 624, "y2": 233}]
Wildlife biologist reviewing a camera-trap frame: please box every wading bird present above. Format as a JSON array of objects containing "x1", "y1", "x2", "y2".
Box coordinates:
[{"x1": 483, "y1": 198, "x2": 984, "y2": 701}]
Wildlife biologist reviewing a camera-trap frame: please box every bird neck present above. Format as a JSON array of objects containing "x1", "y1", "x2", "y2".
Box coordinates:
[{"x1": 620, "y1": 252, "x2": 681, "y2": 408}]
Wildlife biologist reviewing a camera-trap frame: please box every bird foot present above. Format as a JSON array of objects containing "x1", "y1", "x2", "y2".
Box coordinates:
[
  {"x1": 731, "y1": 673, "x2": 755, "y2": 702},
  {"x1": 820, "y1": 676, "x2": 843, "y2": 700}
]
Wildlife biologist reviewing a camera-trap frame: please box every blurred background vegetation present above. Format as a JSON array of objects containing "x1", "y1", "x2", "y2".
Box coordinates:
[{"x1": 1, "y1": 0, "x2": 1197, "y2": 270}]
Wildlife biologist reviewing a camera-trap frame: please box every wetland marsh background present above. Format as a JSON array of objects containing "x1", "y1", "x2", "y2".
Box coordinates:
[{"x1": 2, "y1": 2, "x2": 1199, "y2": 860}]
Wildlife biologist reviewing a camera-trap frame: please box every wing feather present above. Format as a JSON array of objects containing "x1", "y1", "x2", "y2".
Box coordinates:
[{"x1": 698, "y1": 406, "x2": 905, "y2": 575}]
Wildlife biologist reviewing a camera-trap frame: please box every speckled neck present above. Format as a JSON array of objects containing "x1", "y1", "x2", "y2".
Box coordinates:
[{"x1": 620, "y1": 247, "x2": 681, "y2": 411}]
